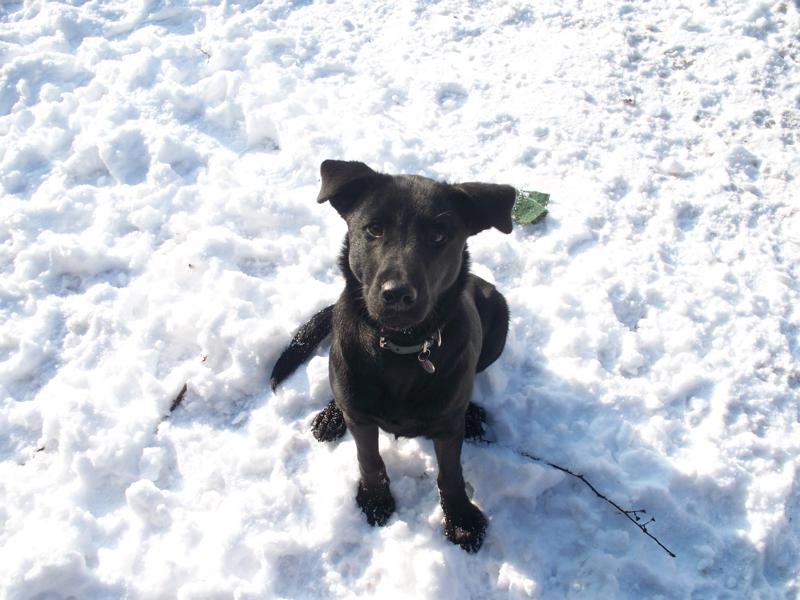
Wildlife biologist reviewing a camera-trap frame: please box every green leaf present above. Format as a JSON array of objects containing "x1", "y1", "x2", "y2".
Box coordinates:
[{"x1": 512, "y1": 189, "x2": 550, "y2": 225}]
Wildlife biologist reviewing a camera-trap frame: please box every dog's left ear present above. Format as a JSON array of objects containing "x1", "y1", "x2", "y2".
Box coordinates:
[{"x1": 454, "y1": 182, "x2": 516, "y2": 234}]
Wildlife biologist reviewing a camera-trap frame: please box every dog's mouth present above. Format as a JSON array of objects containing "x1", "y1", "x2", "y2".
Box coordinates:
[{"x1": 376, "y1": 310, "x2": 422, "y2": 332}]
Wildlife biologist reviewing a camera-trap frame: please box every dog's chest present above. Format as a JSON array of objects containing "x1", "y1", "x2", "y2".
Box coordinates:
[
  {"x1": 374, "y1": 357, "x2": 447, "y2": 407},
  {"x1": 366, "y1": 379, "x2": 454, "y2": 437},
  {"x1": 349, "y1": 349, "x2": 470, "y2": 434}
]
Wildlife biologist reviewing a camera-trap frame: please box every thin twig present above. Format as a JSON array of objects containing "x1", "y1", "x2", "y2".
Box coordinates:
[
  {"x1": 170, "y1": 383, "x2": 188, "y2": 413},
  {"x1": 471, "y1": 439, "x2": 677, "y2": 558}
]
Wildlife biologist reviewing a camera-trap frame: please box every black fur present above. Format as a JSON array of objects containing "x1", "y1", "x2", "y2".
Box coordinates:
[
  {"x1": 311, "y1": 398, "x2": 347, "y2": 442},
  {"x1": 271, "y1": 160, "x2": 514, "y2": 553},
  {"x1": 270, "y1": 304, "x2": 333, "y2": 391}
]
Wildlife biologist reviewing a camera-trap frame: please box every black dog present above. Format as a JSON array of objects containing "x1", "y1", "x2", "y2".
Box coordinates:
[{"x1": 271, "y1": 160, "x2": 514, "y2": 552}]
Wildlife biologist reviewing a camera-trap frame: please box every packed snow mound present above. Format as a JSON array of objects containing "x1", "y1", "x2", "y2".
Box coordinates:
[{"x1": 1, "y1": 0, "x2": 799, "y2": 598}]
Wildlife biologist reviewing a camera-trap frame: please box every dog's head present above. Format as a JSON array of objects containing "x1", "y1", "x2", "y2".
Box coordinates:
[{"x1": 317, "y1": 160, "x2": 515, "y2": 331}]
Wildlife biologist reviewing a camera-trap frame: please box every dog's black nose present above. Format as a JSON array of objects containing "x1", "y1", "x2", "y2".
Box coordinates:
[{"x1": 381, "y1": 281, "x2": 417, "y2": 307}]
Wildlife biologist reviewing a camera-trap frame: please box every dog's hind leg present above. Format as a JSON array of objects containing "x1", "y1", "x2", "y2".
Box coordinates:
[
  {"x1": 466, "y1": 277, "x2": 508, "y2": 441},
  {"x1": 464, "y1": 402, "x2": 487, "y2": 440},
  {"x1": 311, "y1": 399, "x2": 347, "y2": 442},
  {"x1": 313, "y1": 399, "x2": 482, "y2": 442},
  {"x1": 473, "y1": 280, "x2": 510, "y2": 374}
]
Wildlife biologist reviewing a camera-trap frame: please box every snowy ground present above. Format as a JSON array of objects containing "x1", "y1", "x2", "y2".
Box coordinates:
[{"x1": 1, "y1": 0, "x2": 799, "y2": 598}]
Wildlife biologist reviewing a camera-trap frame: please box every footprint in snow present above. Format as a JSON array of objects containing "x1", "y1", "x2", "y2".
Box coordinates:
[
  {"x1": 436, "y1": 83, "x2": 468, "y2": 111},
  {"x1": 727, "y1": 146, "x2": 761, "y2": 181}
]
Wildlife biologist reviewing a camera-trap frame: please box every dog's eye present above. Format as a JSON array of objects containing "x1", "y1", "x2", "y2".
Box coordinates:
[
  {"x1": 430, "y1": 225, "x2": 448, "y2": 245},
  {"x1": 366, "y1": 223, "x2": 384, "y2": 238}
]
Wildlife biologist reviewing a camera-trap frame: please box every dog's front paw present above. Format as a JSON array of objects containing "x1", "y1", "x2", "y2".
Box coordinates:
[
  {"x1": 311, "y1": 399, "x2": 347, "y2": 442},
  {"x1": 442, "y1": 501, "x2": 487, "y2": 553},
  {"x1": 356, "y1": 478, "x2": 395, "y2": 527}
]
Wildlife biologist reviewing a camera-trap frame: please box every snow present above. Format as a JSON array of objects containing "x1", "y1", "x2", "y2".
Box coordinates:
[{"x1": 1, "y1": 0, "x2": 799, "y2": 598}]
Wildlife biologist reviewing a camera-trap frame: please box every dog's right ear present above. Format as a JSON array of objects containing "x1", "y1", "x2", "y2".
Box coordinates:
[{"x1": 316, "y1": 160, "x2": 384, "y2": 216}]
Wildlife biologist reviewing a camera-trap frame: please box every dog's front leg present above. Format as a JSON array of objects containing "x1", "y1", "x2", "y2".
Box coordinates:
[
  {"x1": 433, "y1": 432, "x2": 487, "y2": 553},
  {"x1": 347, "y1": 418, "x2": 395, "y2": 526}
]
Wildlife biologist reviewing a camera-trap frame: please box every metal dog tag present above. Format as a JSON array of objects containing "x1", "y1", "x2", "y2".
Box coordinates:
[
  {"x1": 419, "y1": 357, "x2": 436, "y2": 374},
  {"x1": 418, "y1": 342, "x2": 436, "y2": 374}
]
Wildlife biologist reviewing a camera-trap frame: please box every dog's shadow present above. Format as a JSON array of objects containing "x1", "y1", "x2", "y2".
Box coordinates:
[{"x1": 456, "y1": 305, "x2": 772, "y2": 597}]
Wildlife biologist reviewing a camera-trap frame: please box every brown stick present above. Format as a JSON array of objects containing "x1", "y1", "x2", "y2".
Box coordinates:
[{"x1": 169, "y1": 383, "x2": 188, "y2": 413}]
